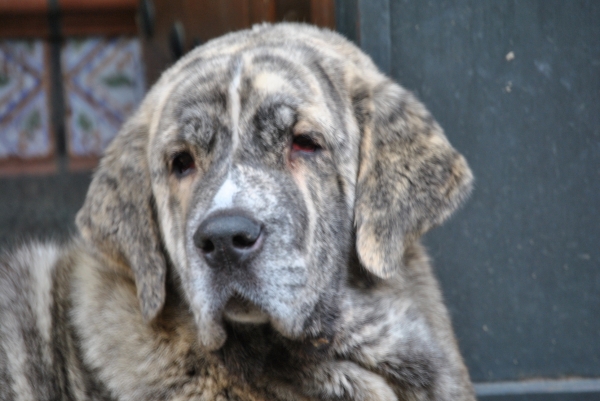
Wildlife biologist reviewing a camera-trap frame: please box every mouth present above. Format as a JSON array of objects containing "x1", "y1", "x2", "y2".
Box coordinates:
[{"x1": 223, "y1": 294, "x2": 269, "y2": 324}]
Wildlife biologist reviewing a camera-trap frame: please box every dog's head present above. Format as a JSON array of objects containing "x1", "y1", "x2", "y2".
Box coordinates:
[{"x1": 76, "y1": 24, "x2": 472, "y2": 351}]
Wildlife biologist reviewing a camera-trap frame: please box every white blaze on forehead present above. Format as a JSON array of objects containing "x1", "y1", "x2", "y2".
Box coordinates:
[
  {"x1": 228, "y1": 60, "x2": 243, "y2": 154},
  {"x1": 210, "y1": 174, "x2": 239, "y2": 211}
]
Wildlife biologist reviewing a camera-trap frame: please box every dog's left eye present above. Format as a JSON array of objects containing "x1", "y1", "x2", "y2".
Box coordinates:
[
  {"x1": 292, "y1": 134, "x2": 322, "y2": 153},
  {"x1": 172, "y1": 151, "x2": 196, "y2": 178}
]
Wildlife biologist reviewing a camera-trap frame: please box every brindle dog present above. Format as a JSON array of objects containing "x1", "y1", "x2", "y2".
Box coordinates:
[{"x1": 0, "y1": 23, "x2": 475, "y2": 400}]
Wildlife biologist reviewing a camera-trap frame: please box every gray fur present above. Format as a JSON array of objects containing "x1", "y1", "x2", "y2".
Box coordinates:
[{"x1": 0, "y1": 23, "x2": 474, "y2": 400}]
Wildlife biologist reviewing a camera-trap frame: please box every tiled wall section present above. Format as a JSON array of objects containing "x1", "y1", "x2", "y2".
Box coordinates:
[
  {"x1": 0, "y1": 37, "x2": 144, "y2": 173},
  {"x1": 0, "y1": 40, "x2": 53, "y2": 168},
  {"x1": 63, "y1": 37, "x2": 145, "y2": 163}
]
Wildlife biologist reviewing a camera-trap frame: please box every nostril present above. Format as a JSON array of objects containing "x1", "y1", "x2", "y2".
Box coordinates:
[
  {"x1": 232, "y1": 232, "x2": 258, "y2": 248},
  {"x1": 200, "y1": 239, "x2": 215, "y2": 253}
]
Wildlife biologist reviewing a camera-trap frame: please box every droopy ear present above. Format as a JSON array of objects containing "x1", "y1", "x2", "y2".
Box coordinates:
[
  {"x1": 76, "y1": 117, "x2": 166, "y2": 321},
  {"x1": 354, "y1": 80, "x2": 473, "y2": 279}
]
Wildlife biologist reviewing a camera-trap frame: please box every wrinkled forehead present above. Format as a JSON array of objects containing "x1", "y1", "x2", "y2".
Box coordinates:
[{"x1": 153, "y1": 49, "x2": 343, "y2": 142}]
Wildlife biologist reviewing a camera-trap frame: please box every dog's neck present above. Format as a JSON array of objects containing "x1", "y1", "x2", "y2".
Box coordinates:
[
  {"x1": 61, "y1": 253, "x2": 335, "y2": 399},
  {"x1": 68, "y1": 241, "x2": 410, "y2": 400},
  {"x1": 161, "y1": 264, "x2": 342, "y2": 385}
]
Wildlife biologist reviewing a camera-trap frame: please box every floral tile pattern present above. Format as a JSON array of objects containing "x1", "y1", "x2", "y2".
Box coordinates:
[
  {"x1": 0, "y1": 40, "x2": 52, "y2": 160},
  {"x1": 62, "y1": 37, "x2": 145, "y2": 158}
]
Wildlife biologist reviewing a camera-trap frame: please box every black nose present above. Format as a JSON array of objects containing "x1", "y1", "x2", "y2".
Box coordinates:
[{"x1": 194, "y1": 212, "x2": 263, "y2": 268}]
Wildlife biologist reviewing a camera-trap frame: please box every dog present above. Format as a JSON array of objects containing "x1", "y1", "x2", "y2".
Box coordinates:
[{"x1": 0, "y1": 23, "x2": 475, "y2": 400}]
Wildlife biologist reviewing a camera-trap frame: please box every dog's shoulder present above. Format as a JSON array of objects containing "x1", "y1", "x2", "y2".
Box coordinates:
[
  {"x1": 0, "y1": 241, "x2": 63, "y2": 319},
  {"x1": 0, "y1": 240, "x2": 139, "y2": 400},
  {"x1": 0, "y1": 241, "x2": 64, "y2": 399}
]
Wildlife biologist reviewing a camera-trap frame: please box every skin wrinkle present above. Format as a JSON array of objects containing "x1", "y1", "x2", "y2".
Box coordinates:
[
  {"x1": 228, "y1": 57, "x2": 244, "y2": 159},
  {"x1": 248, "y1": 53, "x2": 312, "y2": 98},
  {"x1": 311, "y1": 60, "x2": 346, "y2": 137},
  {"x1": 251, "y1": 48, "x2": 325, "y2": 103},
  {"x1": 177, "y1": 71, "x2": 224, "y2": 101},
  {"x1": 174, "y1": 91, "x2": 228, "y2": 125}
]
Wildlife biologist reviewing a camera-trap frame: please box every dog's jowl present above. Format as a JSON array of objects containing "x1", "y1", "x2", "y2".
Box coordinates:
[{"x1": 0, "y1": 23, "x2": 475, "y2": 400}]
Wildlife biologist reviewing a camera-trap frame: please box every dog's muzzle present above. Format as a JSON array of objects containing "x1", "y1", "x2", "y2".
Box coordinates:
[{"x1": 193, "y1": 210, "x2": 269, "y2": 324}]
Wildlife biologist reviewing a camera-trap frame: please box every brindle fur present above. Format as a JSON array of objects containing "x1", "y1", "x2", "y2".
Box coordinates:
[{"x1": 0, "y1": 23, "x2": 475, "y2": 400}]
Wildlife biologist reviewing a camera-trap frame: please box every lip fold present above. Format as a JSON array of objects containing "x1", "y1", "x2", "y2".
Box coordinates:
[{"x1": 222, "y1": 294, "x2": 269, "y2": 324}]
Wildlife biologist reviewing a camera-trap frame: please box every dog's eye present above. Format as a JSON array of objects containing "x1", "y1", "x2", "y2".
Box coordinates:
[
  {"x1": 292, "y1": 134, "x2": 322, "y2": 153},
  {"x1": 172, "y1": 151, "x2": 196, "y2": 177}
]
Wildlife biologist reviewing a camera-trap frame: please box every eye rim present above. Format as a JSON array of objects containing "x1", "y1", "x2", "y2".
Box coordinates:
[
  {"x1": 291, "y1": 133, "x2": 323, "y2": 154},
  {"x1": 171, "y1": 151, "x2": 196, "y2": 178}
]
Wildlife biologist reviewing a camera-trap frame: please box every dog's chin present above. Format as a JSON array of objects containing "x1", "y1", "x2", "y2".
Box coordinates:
[
  {"x1": 199, "y1": 294, "x2": 311, "y2": 351},
  {"x1": 222, "y1": 297, "x2": 270, "y2": 325}
]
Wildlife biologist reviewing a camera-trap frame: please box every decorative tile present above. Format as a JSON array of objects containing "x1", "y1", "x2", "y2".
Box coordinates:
[
  {"x1": 62, "y1": 37, "x2": 145, "y2": 162},
  {"x1": 0, "y1": 40, "x2": 53, "y2": 168}
]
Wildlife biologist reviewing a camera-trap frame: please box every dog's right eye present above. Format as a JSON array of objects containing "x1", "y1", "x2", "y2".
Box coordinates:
[
  {"x1": 292, "y1": 134, "x2": 322, "y2": 153},
  {"x1": 172, "y1": 151, "x2": 196, "y2": 178}
]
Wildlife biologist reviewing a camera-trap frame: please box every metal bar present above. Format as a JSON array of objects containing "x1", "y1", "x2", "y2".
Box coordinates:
[{"x1": 48, "y1": 0, "x2": 66, "y2": 160}]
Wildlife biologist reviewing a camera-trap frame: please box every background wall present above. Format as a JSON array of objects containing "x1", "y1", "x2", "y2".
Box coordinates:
[{"x1": 337, "y1": 1, "x2": 600, "y2": 400}]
